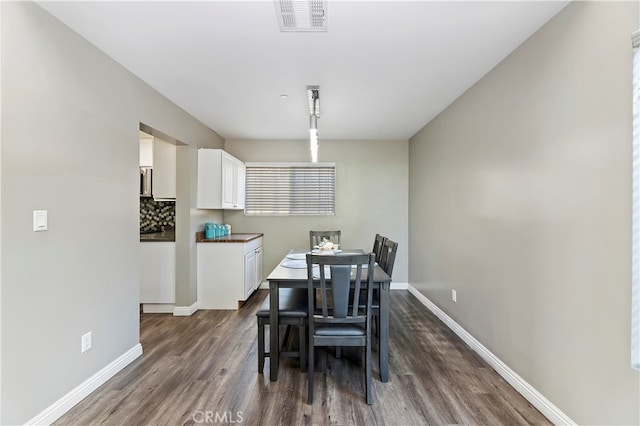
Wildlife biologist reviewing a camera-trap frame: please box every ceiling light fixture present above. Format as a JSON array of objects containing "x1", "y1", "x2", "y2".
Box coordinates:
[
  {"x1": 307, "y1": 85, "x2": 320, "y2": 162},
  {"x1": 274, "y1": 0, "x2": 327, "y2": 32}
]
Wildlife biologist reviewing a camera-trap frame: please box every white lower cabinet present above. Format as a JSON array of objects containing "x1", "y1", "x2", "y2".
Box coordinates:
[
  {"x1": 140, "y1": 242, "x2": 176, "y2": 308},
  {"x1": 197, "y1": 236, "x2": 263, "y2": 309}
]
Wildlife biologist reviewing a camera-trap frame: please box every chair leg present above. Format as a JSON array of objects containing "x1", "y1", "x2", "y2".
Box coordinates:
[
  {"x1": 366, "y1": 340, "x2": 373, "y2": 405},
  {"x1": 299, "y1": 320, "x2": 307, "y2": 372},
  {"x1": 308, "y1": 338, "x2": 314, "y2": 404},
  {"x1": 257, "y1": 319, "x2": 265, "y2": 374}
]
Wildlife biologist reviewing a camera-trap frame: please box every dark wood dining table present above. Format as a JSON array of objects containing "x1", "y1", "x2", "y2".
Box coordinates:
[{"x1": 266, "y1": 249, "x2": 392, "y2": 382}]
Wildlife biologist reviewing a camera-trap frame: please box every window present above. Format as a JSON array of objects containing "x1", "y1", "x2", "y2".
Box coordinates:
[
  {"x1": 244, "y1": 163, "x2": 335, "y2": 216},
  {"x1": 632, "y1": 29, "x2": 639, "y2": 371}
]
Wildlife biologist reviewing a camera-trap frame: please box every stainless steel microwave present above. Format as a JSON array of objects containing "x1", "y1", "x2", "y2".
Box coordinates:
[{"x1": 140, "y1": 167, "x2": 152, "y2": 197}]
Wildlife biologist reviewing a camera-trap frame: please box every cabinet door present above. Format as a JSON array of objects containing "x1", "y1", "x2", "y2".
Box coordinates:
[
  {"x1": 140, "y1": 242, "x2": 176, "y2": 303},
  {"x1": 255, "y1": 246, "x2": 263, "y2": 288},
  {"x1": 139, "y1": 137, "x2": 153, "y2": 167},
  {"x1": 244, "y1": 250, "x2": 257, "y2": 298},
  {"x1": 221, "y1": 153, "x2": 236, "y2": 208},
  {"x1": 197, "y1": 149, "x2": 223, "y2": 209},
  {"x1": 235, "y1": 160, "x2": 246, "y2": 210},
  {"x1": 153, "y1": 137, "x2": 176, "y2": 199}
]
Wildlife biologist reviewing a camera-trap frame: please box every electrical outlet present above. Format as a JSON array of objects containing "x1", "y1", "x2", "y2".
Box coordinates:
[
  {"x1": 81, "y1": 332, "x2": 92, "y2": 353},
  {"x1": 451, "y1": 289, "x2": 457, "y2": 303}
]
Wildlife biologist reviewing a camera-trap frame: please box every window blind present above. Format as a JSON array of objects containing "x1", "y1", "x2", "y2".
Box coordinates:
[{"x1": 245, "y1": 163, "x2": 335, "y2": 216}]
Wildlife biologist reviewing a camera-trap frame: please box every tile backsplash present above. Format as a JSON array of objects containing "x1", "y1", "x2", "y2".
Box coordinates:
[{"x1": 140, "y1": 198, "x2": 175, "y2": 232}]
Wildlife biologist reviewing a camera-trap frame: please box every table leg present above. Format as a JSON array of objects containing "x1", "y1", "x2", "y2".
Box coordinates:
[
  {"x1": 379, "y1": 282, "x2": 390, "y2": 382},
  {"x1": 269, "y1": 282, "x2": 279, "y2": 381}
]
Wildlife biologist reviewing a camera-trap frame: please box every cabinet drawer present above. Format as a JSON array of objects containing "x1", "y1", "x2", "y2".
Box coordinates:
[{"x1": 245, "y1": 237, "x2": 263, "y2": 254}]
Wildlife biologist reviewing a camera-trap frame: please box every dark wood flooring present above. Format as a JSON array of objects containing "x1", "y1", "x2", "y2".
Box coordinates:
[{"x1": 55, "y1": 290, "x2": 550, "y2": 425}]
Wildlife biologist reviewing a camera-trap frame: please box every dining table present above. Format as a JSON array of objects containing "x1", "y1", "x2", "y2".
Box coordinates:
[{"x1": 266, "y1": 249, "x2": 392, "y2": 382}]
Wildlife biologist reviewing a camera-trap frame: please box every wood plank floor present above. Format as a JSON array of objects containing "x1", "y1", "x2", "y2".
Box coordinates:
[{"x1": 55, "y1": 290, "x2": 550, "y2": 425}]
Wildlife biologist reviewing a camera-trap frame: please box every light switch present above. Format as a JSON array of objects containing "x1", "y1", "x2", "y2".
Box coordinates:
[{"x1": 33, "y1": 210, "x2": 47, "y2": 231}]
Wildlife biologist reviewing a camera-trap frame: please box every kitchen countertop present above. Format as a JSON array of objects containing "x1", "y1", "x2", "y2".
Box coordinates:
[
  {"x1": 140, "y1": 228, "x2": 176, "y2": 242},
  {"x1": 196, "y1": 231, "x2": 263, "y2": 243}
]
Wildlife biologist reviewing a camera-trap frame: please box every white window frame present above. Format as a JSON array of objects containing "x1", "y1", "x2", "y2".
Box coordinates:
[{"x1": 244, "y1": 162, "x2": 336, "y2": 216}]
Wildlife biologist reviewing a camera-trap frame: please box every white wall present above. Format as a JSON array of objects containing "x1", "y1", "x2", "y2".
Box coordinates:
[
  {"x1": 224, "y1": 139, "x2": 408, "y2": 284},
  {"x1": 0, "y1": 2, "x2": 221, "y2": 423},
  {"x1": 408, "y1": 1, "x2": 639, "y2": 424}
]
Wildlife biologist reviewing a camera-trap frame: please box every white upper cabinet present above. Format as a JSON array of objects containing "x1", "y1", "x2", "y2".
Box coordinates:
[
  {"x1": 139, "y1": 134, "x2": 176, "y2": 199},
  {"x1": 139, "y1": 137, "x2": 153, "y2": 167},
  {"x1": 153, "y1": 137, "x2": 176, "y2": 199},
  {"x1": 197, "y1": 149, "x2": 245, "y2": 210}
]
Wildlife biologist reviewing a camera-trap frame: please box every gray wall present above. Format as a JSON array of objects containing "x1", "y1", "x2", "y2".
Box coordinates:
[
  {"x1": 408, "y1": 1, "x2": 639, "y2": 424},
  {"x1": 224, "y1": 139, "x2": 408, "y2": 284},
  {"x1": 175, "y1": 147, "x2": 223, "y2": 307},
  {"x1": 1, "y1": 2, "x2": 221, "y2": 423}
]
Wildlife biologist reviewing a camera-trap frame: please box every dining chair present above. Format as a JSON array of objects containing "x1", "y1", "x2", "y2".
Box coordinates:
[
  {"x1": 256, "y1": 288, "x2": 308, "y2": 374},
  {"x1": 306, "y1": 252, "x2": 376, "y2": 404},
  {"x1": 372, "y1": 234, "x2": 386, "y2": 263},
  {"x1": 366, "y1": 236, "x2": 398, "y2": 336},
  {"x1": 309, "y1": 230, "x2": 341, "y2": 250},
  {"x1": 378, "y1": 238, "x2": 398, "y2": 278},
  {"x1": 342, "y1": 234, "x2": 386, "y2": 348}
]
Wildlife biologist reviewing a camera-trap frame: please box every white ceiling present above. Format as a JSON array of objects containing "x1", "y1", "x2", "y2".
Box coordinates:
[{"x1": 38, "y1": 1, "x2": 569, "y2": 141}]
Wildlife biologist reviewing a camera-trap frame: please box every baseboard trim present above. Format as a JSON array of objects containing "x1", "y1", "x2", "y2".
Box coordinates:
[
  {"x1": 390, "y1": 282, "x2": 408, "y2": 290},
  {"x1": 142, "y1": 303, "x2": 174, "y2": 314},
  {"x1": 173, "y1": 301, "x2": 199, "y2": 316},
  {"x1": 25, "y1": 343, "x2": 143, "y2": 426},
  {"x1": 259, "y1": 282, "x2": 409, "y2": 290},
  {"x1": 407, "y1": 285, "x2": 575, "y2": 426}
]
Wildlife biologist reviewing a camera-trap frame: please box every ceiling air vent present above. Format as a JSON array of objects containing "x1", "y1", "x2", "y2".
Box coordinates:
[{"x1": 274, "y1": 0, "x2": 327, "y2": 32}]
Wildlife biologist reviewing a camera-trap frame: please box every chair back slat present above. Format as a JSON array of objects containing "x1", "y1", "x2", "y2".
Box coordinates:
[
  {"x1": 330, "y1": 265, "x2": 351, "y2": 318},
  {"x1": 351, "y1": 263, "x2": 363, "y2": 317},
  {"x1": 319, "y1": 263, "x2": 328, "y2": 318}
]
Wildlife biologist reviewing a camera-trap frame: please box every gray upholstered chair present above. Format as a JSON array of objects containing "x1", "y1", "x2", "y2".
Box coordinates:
[
  {"x1": 309, "y1": 230, "x2": 341, "y2": 250},
  {"x1": 256, "y1": 288, "x2": 308, "y2": 373},
  {"x1": 306, "y1": 252, "x2": 376, "y2": 404}
]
